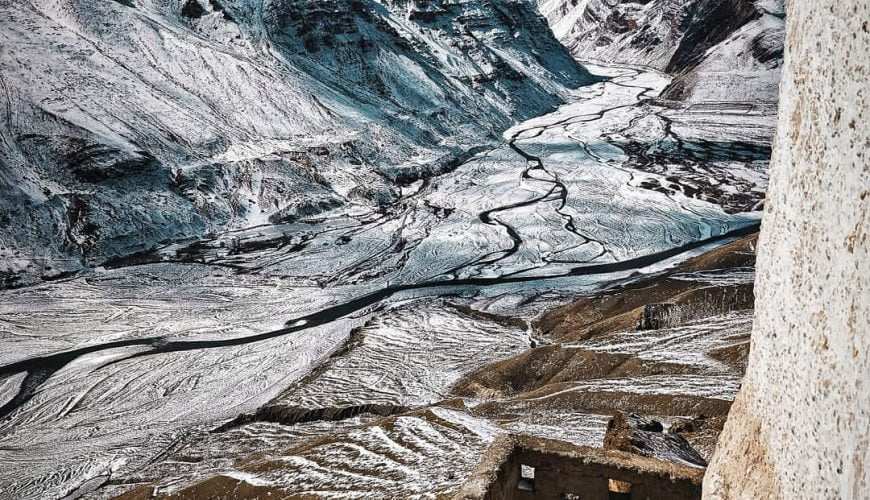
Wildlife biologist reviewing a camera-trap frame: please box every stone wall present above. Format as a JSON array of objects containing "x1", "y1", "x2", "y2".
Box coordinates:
[
  {"x1": 454, "y1": 435, "x2": 703, "y2": 500},
  {"x1": 703, "y1": 0, "x2": 869, "y2": 497}
]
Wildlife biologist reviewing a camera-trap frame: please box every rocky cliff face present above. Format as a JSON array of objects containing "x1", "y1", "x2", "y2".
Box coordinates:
[
  {"x1": 537, "y1": 0, "x2": 785, "y2": 102},
  {"x1": 704, "y1": 0, "x2": 869, "y2": 496},
  {"x1": 0, "y1": 0, "x2": 591, "y2": 288}
]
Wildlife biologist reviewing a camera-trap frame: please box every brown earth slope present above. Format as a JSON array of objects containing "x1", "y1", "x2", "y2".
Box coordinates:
[
  {"x1": 107, "y1": 235, "x2": 758, "y2": 498},
  {"x1": 455, "y1": 235, "x2": 757, "y2": 402},
  {"x1": 534, "y1": 235, "x2": 757, "y2": 343}
]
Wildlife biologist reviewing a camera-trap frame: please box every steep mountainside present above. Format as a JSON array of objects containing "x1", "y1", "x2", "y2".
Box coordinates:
[
  {"x1": 537, "y1": 0, "x2": 785, "y2": 102},
  {"x1": 0, "y1": 0, "x2": 592, "y2": 288}
]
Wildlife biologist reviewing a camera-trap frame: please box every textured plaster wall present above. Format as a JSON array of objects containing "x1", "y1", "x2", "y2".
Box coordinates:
[{"x1": 704, "y1": 0, "x2": 869, "y2": 498}]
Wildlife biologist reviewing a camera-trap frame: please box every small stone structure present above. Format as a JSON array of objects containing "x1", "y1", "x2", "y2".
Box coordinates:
[
  {"x1": 604, "y1": 413, "x2": 707, "y2": 468},
  {"x1": 454, "y1": 435, "x2": 703, "y2": 500}
]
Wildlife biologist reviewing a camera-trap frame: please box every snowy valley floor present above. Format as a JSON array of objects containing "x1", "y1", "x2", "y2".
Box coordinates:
[{"x1": 0, "y1": 64, "x2": 775, "y2": 499}]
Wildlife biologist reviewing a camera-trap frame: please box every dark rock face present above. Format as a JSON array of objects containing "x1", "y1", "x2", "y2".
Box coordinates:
[
  {"x1": 67, "y1": 147, "x2": 159, "y2": 183},
  {"x1": 538, "y1": 0, "x2": 785, "y2": 102},
  {"x1": 625, "y1": 413, "x2": 665, "y2": 433},
  {"x1": 749, "y1": 27, "x2": 785, "y2": 63},
  {"x1": 658, "y1": 0, "x2": 784, "y2": 102},
  {"x1": 638, "y1": 303, "x2": 682, "y2": 330},
  {"x1": 214, "y1": 403, "x2": 410, "y2": 432},
  {"x1": 664, "y1": 0, "x2": 761, "y2": 74},
  {"x1": 181, "y1": 0, "x2": 205, "y2": 19},
  {"x1": 604, "y1": 412, "x2": 708, "y2": 467}
]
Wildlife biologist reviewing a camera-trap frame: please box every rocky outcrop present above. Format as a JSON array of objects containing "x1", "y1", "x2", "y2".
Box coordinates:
[
  {"x1": 704, "y1": 0, "x2": 869, "y2": 497},
  {"x1": 604, "y1": 412, "x2": 707, "y2": 468},
  {"x1": 537, "y1": 0, "x2": 785, "y2": 103},
  {"x1": 213, "y1": 402, "x2": 410, "y2": 432},
  {"x1": 538, "y1": 0, "x2": 701, "y2": 70},
  {"x1": 638, "y1": 303, "x2": 682, "y2": 330}
]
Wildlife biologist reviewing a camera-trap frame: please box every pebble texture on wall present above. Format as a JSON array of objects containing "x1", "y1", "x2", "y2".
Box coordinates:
[{"x1": 703, "y1": 0, "x2": 869, "y2": 497}]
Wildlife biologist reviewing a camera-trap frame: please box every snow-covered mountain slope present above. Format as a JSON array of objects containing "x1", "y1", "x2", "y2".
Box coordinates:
[
  {"x1": 0, "y1": 0, "x2": 592, "y2": 288},
  {"x1": 538, "y1": 0, "x2": 691, "y2": 69},
  {"x1": 537, "y1": 0, "x2": 785, "y2": 102}
]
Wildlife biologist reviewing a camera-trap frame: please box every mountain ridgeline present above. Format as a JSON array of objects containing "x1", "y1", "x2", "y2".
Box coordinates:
[{"x1": 537, "y1": 0, "x2": 785, "y2": 102}]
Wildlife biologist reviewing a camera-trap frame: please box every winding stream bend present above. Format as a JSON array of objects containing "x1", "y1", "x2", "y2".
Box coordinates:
[{"x1": 0, "y1": 63, "x2": 771, "y2": 499}]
